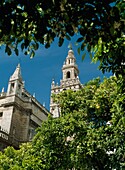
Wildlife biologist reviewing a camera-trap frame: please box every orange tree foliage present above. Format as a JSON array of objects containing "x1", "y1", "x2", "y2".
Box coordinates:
[{"x1": 0, "y1": 76, "x2": 125, "y2": 170}]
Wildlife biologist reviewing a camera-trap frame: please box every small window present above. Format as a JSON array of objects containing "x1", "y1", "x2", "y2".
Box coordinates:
[
  {"x1": 0, "y1": 112, "x2": 3, "y2": 117},
  {"x1": 11, "y1": 83, "x2": 14, "y2": 88},
  {"x1": 18, "y1": 84, "x2": 21, "y2": 90},
  {"x1": 10, "y1": 83, "x2": 15, "y2": 93},
  {"x1": 66, "y1": 71, "x2": 70, "y2": 78}
]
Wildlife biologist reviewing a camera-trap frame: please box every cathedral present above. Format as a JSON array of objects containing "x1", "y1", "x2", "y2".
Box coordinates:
[
  {"x1": 0, "y1": 48, "x2": 82, "y2": 150},
  {"x1": 0, "y1": 64, "x2": 49, "y2": 150},
  {"x1": 50, "y1": 48, "x2": 82, "y2": 117}
]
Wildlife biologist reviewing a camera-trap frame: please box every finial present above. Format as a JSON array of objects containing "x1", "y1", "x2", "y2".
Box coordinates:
[
  {"x1": 52, "y1": 79, "x2": 55, "y2": 84},
  {"x1": 51, "y1": 79, "x2": 55, "y2": 88},
  {"x1": 2, "y1": 87, "x2": 4, "y2": 93},
  {"x1": 33, "y1": 93, "x2": 35, "y2": 98},
  {"x1": 68, "y1": 43, "x2": 72, "y2": 50},
  {"x1": 23, "y1": 81, "x2": 25, "y2": 87},
  {"x1": 43, "y1": 102, "x2": 45, "y2": 107}
]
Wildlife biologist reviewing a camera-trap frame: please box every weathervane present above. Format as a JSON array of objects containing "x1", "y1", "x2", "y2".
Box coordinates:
[{"x1": 68, "y1": 43, "x2": 72, "y2": 50}]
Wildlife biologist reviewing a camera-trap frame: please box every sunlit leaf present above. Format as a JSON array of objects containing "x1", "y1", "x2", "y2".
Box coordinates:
[
  {"x1": 82, "y1": 53, "x2": 86, "y2": 61},
  {"x1": 77, "y1": 47, "x2": 81, "y2": 55},
  {"x1": 30, "y1": 50, "x2": 35, "y2": 58}
]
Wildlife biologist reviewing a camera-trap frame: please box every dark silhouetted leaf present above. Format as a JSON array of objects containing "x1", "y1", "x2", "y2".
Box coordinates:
[
  {"x1": 77, "y1": 37, "x2": 84, "y2": 43},
  {"x1": 58, "y1": 37, "x2": 64, "y2": 47},
  {"x1": 5, "y1": 45, "x2": 12, "y2": 56}
]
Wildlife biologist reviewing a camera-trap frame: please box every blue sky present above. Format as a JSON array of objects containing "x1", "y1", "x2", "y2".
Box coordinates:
[{"x1": 0, "y1": 37, "x2": 111, "y2": 110}]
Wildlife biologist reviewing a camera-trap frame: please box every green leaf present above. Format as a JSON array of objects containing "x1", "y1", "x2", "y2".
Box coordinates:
[
  {"x1": 89, "y1": 53, "x2": 93, "y2": 59},
  {"x1": 5, "y1": 45, "x2": 12, "y2": 56},
  {"x1": 81, "y1": 42, "x2": 85, "y2": 51},
  {"x1": 24, "y1": 39, "x2": 30, "y2": 48},
  {"x1": 32, "y1": 43, "x2": 39, "y2": 50},
  {"x1": 30, "y1": 50, "x2": 35, "y2": 58},
  {"x1": 24, "y1": 51, "x2": 28, "y2": 55},
  {"x1": 77, "y1": 47, "x2": 81, "y2": 55},
  {"x1": 82, "y1": 53, "x2": 86, "y2": 61},
  {"x1": 21, "y1": 43, "x2": 25, "y2": 51},
  {"x1": 66, "y1": 35, "x2": 71, "y2": 41},
  {"x1": 110, "y1": 27, "x2": 115, "y2": 36},
  {"x1": 15, "y1": 48, "x2": 19, "y2": 56},
  {"x1": 76, "y1": 37, "x2": 84, "y2": 43},
  {"x1": 45, "y1": 43, "x2": 50, "y2": 48},
  {"x1": 58, "y1": 37, "x2": 64, "y2": 47}
]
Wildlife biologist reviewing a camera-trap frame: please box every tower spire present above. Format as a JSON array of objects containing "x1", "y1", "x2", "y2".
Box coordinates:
[
  {"x1": 50, "y1": 47, "x2": 82, "y2": 118},
  {"x1": 10, "y1": 63, "x2": 22, "y2": 81},
  {"x1": 7, "y1": 64, "x2": 23, "y2": 96}
]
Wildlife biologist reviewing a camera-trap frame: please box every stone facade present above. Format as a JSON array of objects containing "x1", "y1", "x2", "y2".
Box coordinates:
[
  {"x1": 50, "y1": 49, "x2": 82, "y2": 117},
  {"x1": 0, "y1": 64, "x2": 49, "y2": 150}
]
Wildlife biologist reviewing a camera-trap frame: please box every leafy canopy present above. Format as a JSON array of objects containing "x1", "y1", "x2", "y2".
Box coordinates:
[
  {"x1": 0, "y1": 76, "x2": 125, "y2": 169},
  {"x1": 0, "y1": 0, "x2": 125, "y2": 74}
]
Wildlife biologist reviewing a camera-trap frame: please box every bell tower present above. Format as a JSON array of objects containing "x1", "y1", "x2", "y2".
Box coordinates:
[
  {"x1": 50, "y1": 48, "x2": 82, "y2": 117},
  {"x1": 60, "y1": 49, "x2": 81, "y2": 90},
  {"x1": 62, "y1": 50, "x2": 78, "y2": 79}
]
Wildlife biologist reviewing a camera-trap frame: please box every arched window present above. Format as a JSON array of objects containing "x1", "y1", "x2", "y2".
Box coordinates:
[{"x1": 66, "y1": 71, "x2": 70, "y2": 78}]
